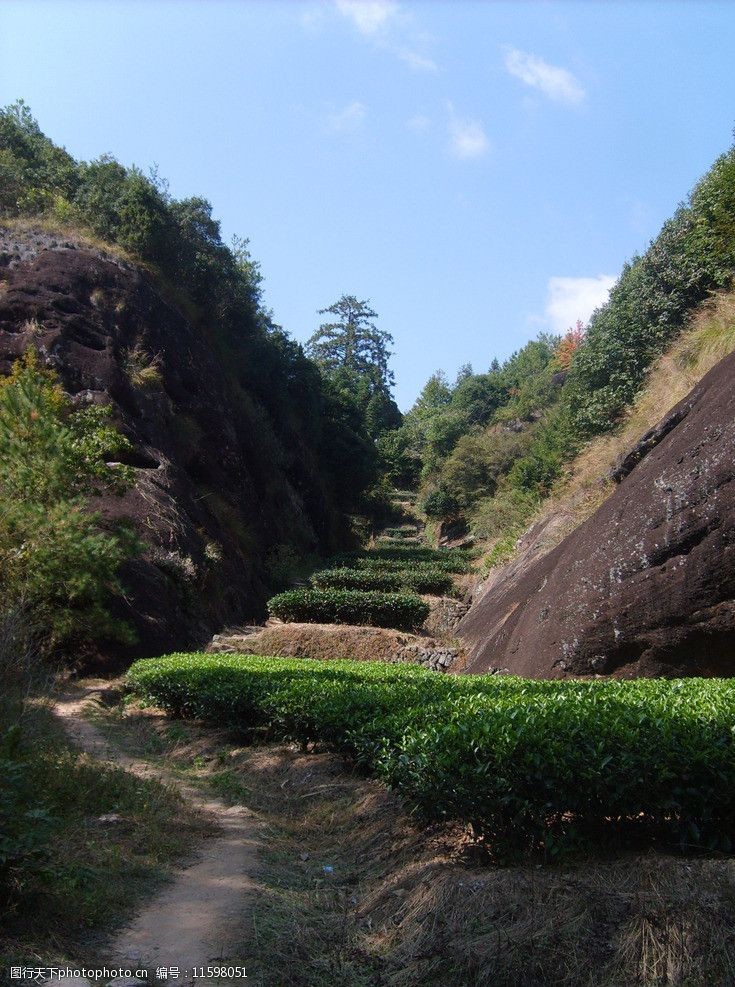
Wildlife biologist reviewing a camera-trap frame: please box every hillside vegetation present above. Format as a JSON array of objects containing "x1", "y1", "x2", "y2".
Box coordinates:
[
  {"x1": 386, "y1": 139, "x2": 735, "y2": 551},
  {"x1": 0, "y1": 102, "x2": 413, "y2": 665}
]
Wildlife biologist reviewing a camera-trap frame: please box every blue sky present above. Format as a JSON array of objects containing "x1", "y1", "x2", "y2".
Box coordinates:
[{"x1": 2, "y1": 1, "x2": 734, "y2": 408}]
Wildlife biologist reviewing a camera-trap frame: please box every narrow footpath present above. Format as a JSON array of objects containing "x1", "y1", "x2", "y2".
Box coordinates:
[{"x1": 52, "y1": 684, "x2": 261, "y2": 987}]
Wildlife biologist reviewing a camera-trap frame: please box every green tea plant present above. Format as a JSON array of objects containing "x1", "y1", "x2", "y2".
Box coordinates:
[
  {"x1": 128, "y1": 653, "x2": 735, "y2": 860},
  {"x1": 267, "y1": 588, "x2": 429, "y2": 630},
  {"x1": 310, "y1": 566, "x2": 454, "y2": 596}
]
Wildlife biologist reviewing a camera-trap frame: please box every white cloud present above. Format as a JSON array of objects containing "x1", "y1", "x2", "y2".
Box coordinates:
[
  {"x1": 447, "y1": 103, "x2": 489, "y2": 160},
  {"x1": 504, "y1": 47, "x2": 585, "y2": 105},
  {"x1": 407, "y1": 113, "x2": 431, "y2": 132},
  {"x1": 325, "y1": 100, "x2": 367, "y2": 134},
  {"x1": 334, "y1": 0, "x2": 437, "y2": 71},
  {"x1": 335, "y1": 0, "x2": 398, "y2": 37},
  {"x1": 545, "y1": 275, "x2": 616, "y2": 332},
  {"x1": 398, "y1": 49, "x2": 438, "y2": 72}
]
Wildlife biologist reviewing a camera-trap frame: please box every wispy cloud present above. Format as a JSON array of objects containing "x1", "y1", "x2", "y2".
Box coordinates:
[
  {"x1": 504, "y1": 47, "x2": 585, "y2": 105},
  {"x1": 333, "y1": 0, "x2": 437, "y2": 72},
  {"x1": 545, "y1": 275, "x2": 616, "y2": 332},
  {"x1": 335, "y1": 0, "x2": 397, "y2": 36},
  {"x1": 398, "y1": 48, "x2": 437, "y2": 72},
  {"x1": 325, "y1": 100, "x2": 367, "y2": 134},
  {"x1": 447, "y1": 103, "x2": 489, "y2": 160},
  {"x1": 407, "y1": 113, "x2": 431, "y2": 132}
]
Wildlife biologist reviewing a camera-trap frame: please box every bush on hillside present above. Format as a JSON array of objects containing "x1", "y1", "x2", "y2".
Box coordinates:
[
  {"x1": 128, "y1": 654, "x2": 735, "y2": 859},
  {"x1": 267, "y1": 588, "x2": 429, "y2": 630},
  {"x1": 0, "y1": 353, "x2": 138, "y2": 650},
  {"x1": 310, "y1": 566, "x2": 454, "y2": 596}
]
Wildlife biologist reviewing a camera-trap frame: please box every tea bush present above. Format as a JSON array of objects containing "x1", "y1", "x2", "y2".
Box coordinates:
[
  {"x1": 332, "y1": 552, "x2": 472, "y2": 574},
  {"x1": 128, "y1": 653, "x2": 735, "y2": 859},
  {"x1": 267, "y1": 588, "x2": 430, "y2": 630},
  {"x1": 310, "y1": 566, "x2": 454, "y2": 596}
]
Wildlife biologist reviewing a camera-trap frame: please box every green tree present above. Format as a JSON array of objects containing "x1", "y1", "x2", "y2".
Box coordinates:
[{"x1": 307, "y1": 295, "x2": 395, "y2": 392}]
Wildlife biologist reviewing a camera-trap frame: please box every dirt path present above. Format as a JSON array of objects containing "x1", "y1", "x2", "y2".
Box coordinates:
[{"x1": 52, "y1": 684, "x2": 260, "y2": 986}]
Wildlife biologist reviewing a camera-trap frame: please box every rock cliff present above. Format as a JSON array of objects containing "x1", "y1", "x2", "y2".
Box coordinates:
[
  {"x1": 458, "y1": 348, "x2": 735, "y2": 677},
  {"x1": 0, "y1": 226, "x2": 352, "y2": 662}
]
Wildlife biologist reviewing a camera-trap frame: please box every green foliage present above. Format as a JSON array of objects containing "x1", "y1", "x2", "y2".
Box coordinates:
[
  {"x1": 439, "y1": 427, "x2": 529, "y2": 509},
  {"x1": 471, "y1": 486, "x2": 540, "y2": 540},
  {"x1": 0, "y1": 725, "x2": 54, "y2": 906},
  {"x1": 305, "y1": 297, "x2": 401, "y2": 453},
  {"x1": 128, "y1": 654, "x2": 735, "y2": 859},
  {"x1": 0, "y1": 353, "x2": 137, "y2": 649},
  {"x1": 336, "y1": 546, "x2": 473, "y2": 573},
  {"x1": 307, "y1": 296, "x2": 395, "y2": 392},
  {"x1": 480, "y1": 534, "x2": 518, "y2": 572},
  {"x1": 310, "y1": 566, "x2": 454, "y2": 596},
  {"x1": 392, "y1": 335, "x2": 563, "y2": 519},
  {"x1": 0, "y1": 101, "x2": 384, "y2": 535},
  {"x1": 267, "y1": 588, "x2": 429, "y2": 630},
  {"x1": 566, "y1": 145, "x2": 735, "y2": 436},
  {"x1": 421, "y1": 487, "x2": 461, "y2": 520}
]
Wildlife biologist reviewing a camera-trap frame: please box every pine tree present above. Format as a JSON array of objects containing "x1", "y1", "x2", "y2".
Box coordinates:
[{"x1": 306, "y1": 295, "x2": 395, "y2": 393}]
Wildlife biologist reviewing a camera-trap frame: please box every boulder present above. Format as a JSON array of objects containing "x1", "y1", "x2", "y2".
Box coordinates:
[{"x1": 458, "y1": 348, "x2": 735, "y2": 678}]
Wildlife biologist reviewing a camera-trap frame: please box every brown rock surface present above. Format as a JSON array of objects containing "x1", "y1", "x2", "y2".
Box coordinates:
[
  {"x1": 458, "y1": 349, "x2": 735, "y2": 678},
  {"x1": 0, "y1": 227, "x2": 350, "y2": 663}
]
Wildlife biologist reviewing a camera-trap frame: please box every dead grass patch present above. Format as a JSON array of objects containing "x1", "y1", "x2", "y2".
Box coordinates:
[
  {"x1": 96, "y1": 698, "x2": 735, "y2": 986},
  {"x1": 214, "y1": 623, "x2": 445, "y2": 664}
]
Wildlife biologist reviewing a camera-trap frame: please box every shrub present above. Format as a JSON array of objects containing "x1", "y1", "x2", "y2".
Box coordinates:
[
  {"x1": 421, "y1": 487, "x2": 461, "y2": 520},
  {"x1": 336, "y1": 553, "x2": 472, "y2": 575},
  {"x1": 310, "y1": 566, "x2": 454, "y2": 596},
  {"x1": 0, "y1": 353, "x2": 138, "y2": 650},
  {"x1": 128, "y1": 654, "x2": 735, "y2": 860},
  {"x1": 267, "y1": 588, "x2": 429, "y2": 630}
]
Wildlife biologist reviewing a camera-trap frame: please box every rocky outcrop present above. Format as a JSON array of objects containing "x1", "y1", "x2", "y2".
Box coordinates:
[
  {"x1": 458, "y1": 348, "x2": 735, "y2": 678},
  {"x1": 0, "y1": 226, "x2": 351, "y2": 663}
]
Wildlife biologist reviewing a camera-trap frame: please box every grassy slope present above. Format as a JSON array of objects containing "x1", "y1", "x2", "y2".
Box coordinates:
[
  {"x1": 477, "y1": 288, "x2": 735, "y2": 575},
  {"x1": 0, "y1": 697, "x2": 207, "y2": 970}
]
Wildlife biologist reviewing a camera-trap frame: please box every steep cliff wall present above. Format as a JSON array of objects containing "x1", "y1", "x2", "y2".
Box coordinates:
[
  {"x1": 458, "y1": 348, "x2": 735, "y2": 678},
  {"x1": 0, "y1": 226, "x2": 352, "y2": 662}
]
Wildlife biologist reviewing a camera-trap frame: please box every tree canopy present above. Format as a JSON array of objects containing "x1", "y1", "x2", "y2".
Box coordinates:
[{"x1": 307, "y1": 296, "x2": 395, "y2": 392}]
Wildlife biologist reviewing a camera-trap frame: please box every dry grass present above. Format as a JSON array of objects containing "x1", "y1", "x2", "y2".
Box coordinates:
[
  {"x1": 213, "y1": 623, "x2": 444, "y2": 664},
  {"x1": 2, "y1": 214, "x2": 137, "y2": 266},
  {"x1": 94, "y1": 698, "x2": 735, "y2": 987},
  {"x1": 479, "y1": 288, "x2": 735, "y2": 574},
  {"x1": 20, "y1": 317, "x2": 45, "y2": 337},
  {"x1": 121, "y1": 343, "x2": 163, "y2": 389}
]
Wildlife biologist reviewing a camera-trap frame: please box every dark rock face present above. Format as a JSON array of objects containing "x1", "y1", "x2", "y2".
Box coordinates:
[
  {"x1": 458, "y1": 349, "x2": 735, "y2": 678},
  {"x1": 0, "y1": 228, "x2": 348, "y2": 664}
]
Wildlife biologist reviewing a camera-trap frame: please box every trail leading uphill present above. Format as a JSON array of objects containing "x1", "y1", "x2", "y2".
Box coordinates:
[{"x1": 53, "y1": 685, "x2": 260, "y2": 986}]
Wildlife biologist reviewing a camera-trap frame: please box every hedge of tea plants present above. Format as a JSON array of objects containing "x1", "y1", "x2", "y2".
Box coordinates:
[
  {"x1": 267, "y1": 588, "x2": 430, "y2": 630},
  {"x1": 309, "y1": 566, "x2": 454, "y2": 596},
  {"x1": 127, "y1": 653, "x2": 735, "y2": 858}
]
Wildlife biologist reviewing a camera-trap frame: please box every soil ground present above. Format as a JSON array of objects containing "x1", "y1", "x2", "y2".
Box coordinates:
[
  {"x1": 51, "y1": 684, "x2": 261, "y2": 987},
  {"x1": 51, "y1": 684, "x2": 735, "y2": 987}
]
